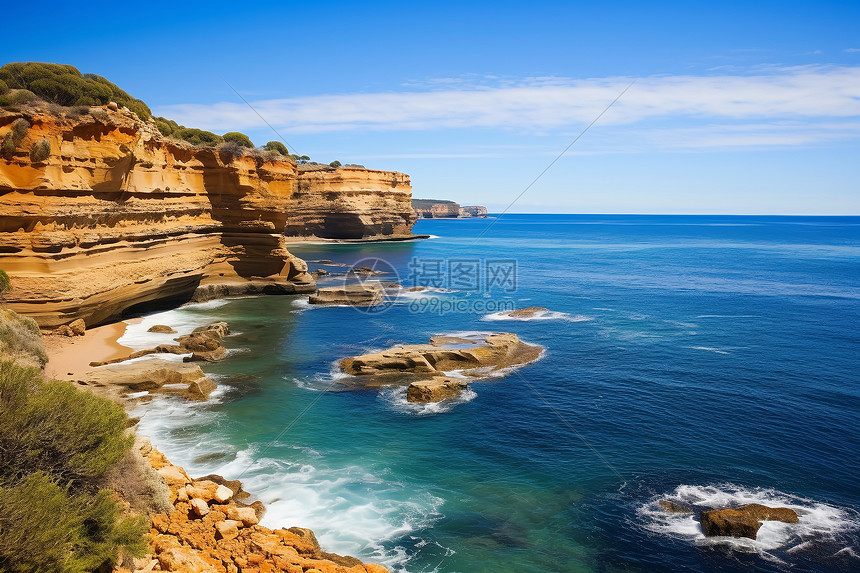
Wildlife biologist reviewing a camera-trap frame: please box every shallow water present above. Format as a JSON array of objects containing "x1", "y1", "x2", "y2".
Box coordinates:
[{"x1": 130, "y1": 215, "x2": 860, "y2": 572}]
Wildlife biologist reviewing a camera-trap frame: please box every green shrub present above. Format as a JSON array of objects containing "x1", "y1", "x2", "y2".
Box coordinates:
[
  {"x1": 330, "y1": 160, "x2": 342, "y2": 168},
  {"x1": 0, "y1": 360, "x2": 133, "y2": 485},
  {"x1": 264, "y1": 140, "x2": 289, "y2": 155},
  {"x1": 0, "y1": 63, "x2": 151, "y2": 120},
  {"x1": 11, "y1": 118, "x2": 29, "y2": 140},
  {"x1": 171, "y1": 127, "x2": 222, "y2": 146},
  {"x1": 0, "y1": 361, "x2": 146, "y2": 572},
  {"x1": 0, "y1": 269, "x2": 10, "y2": 294},
  {"x1": 0, "y1": 472, "x2": 148, "y2": 573},
  {"x1": 0, "y1": 78, "x2": 8, "y2": 95},
  {"x1": 222, "y1": 131, "x2": 254, "y2": 148},
  {"x1": 29, "y1": 138, "x2": 50, "y2": 162},
  {"x1": 1, "y1": 133, "x2": 15, "y2": 156},
  {"x1": 154, "y1": 116, "x2": 179, "y2": 136},
  {"x1": 0, "y1": 308, "x2": 47, "y2": 368}
]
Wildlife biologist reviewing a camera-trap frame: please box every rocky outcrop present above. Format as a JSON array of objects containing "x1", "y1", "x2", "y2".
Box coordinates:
[
  {"x1": 0, "y1": 106, "x2": 417, "y2": 328},
  {"x1": 90, "y1": 322, "x2": 232, "y2": 366},
  {"x1": 458, "y1": 205, "x2": 488, "y2": 217},
  {"x1": 340, "y1": 332, "x2": 542, "y2": 401},
  {"x1": 85, "y1": 358, "x2": 217, "y2": 401},
  {"x1": 308, "y1": 284, "x2": 384, "y2": 306},
  {"x1": 505, "y1": 307, "x2": 549, "y2": 318},
  {"x1": 699, "y1": 503, "x2": 799, "y2": 539},
  {"x1": 126, "y1": 445, "x2": 391, "y2": 573},
  {"x1": 412, "y1": 198, "x2": 487, "y2": 219}
]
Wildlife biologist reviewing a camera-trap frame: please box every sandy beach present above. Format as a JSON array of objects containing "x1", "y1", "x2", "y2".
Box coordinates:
[{"x1": 43, "y1": 319, "x2": 138, "y2": 381}]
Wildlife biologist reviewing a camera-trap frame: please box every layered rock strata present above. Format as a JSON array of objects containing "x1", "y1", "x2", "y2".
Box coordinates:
[{"x1": 0, "y1": 106, "x2": 417, "y2": 327}]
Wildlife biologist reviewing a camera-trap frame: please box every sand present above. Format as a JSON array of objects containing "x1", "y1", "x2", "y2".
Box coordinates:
[{"x1": 44, "y1": 319, "x2": 139, "y2": 381}]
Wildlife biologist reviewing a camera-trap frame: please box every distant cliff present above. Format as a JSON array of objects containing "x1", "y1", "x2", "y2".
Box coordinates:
[
  {"x1": 0, "y1": 105, "x2": 417, "y2": 327},
  {"x1": 412, "y1": 198, "x2": 487, "y2": 219}
]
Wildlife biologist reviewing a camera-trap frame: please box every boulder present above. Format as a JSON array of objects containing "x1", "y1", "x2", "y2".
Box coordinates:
[
  {"x1": 700, "y1": 503, "x2": 799, "y2": 539},
  {"x1": 226, "y1": 506, "x2": 259, "y2": 526},
  {"x1": 308, "y1": 284, "x2": 384, "y2": 306},
  {"x1": 186, "y1": 480, "x2": 220, "y2": 502},
  {"x1": 69, "y1": 318, "x2": 86, "y2": 335},
  {"x1": 184, "y1": 346, "x2": 228, "y2": 363},
  {"x1": 214, "y1": 519, "x2": 240, "y2": 540},
  {"x1": 148, "y1": 324, "x2": 177, "y2": 333},
  {"x1": 407, "y1": 377, "x2": 468, "y2": 403},
  {"x1": 214, "y1": 484, "x2": 233, "y2": 503},
  {"x1": 190, "y1": 497, "x2": 210, "y2": 517},
  {"x1": 186, "y1": 377, "x2": 217, "y2": 399}
]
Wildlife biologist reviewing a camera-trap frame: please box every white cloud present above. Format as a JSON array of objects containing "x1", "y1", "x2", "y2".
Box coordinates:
[{"x1": 154, "y1": 66, "x2": 860, "y2": 150}]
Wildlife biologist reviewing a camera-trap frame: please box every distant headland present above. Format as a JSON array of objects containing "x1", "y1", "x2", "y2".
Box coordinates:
[{"x1": 412, "y1": 198, "x2": 488, "y2": 219}]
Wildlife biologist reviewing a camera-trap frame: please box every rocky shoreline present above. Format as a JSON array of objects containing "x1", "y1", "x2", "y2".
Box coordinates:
[
  {"x1": 121, "y1": 440, "x2": 389, "y2": 573},
  {"x1": 37, "y1": 315, "x2": 391, "y2": 573}
]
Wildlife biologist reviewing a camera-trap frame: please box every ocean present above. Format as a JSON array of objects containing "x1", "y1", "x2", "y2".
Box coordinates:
[{"x1": 126, "y1": 214, "x2": 860, "y2": 572}]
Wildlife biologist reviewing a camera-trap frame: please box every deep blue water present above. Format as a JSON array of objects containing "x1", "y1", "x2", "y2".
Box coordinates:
[{"x1": 130, "y1": 215, "x2": 860, "y2": 572}]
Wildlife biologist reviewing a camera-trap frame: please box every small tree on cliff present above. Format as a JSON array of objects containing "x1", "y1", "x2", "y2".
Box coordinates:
[
  {"x1": 0, "y1": 270, "x2": 10, "y2": 296},
  {"x1": 222, "y1": 131, "x2": 254, "y2": 148},
  {"x1": 264, "y1": 140, "x2": 289, "y2": 156}
]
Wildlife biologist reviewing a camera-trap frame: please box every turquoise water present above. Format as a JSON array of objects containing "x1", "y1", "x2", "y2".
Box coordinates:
[{"x1": 129, "y1": 215, "x2": 860, "y2": 572}]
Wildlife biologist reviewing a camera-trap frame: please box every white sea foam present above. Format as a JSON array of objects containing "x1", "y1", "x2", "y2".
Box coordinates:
[
  {"x1": 379, "y1": 385, "x2": 477, "y2": 416},
  {"x1": 482, "y1": 309, "x2": 593, "y2": 322},
  {"x1": 118, "y1": 308, "x2": 224, "y2": 351},
  {"x1": 637, "y1": 483, "x2": 860, "y2": 555},
  {"x1": 688, "y1": 346, "x2": 731, "y2": 355}
]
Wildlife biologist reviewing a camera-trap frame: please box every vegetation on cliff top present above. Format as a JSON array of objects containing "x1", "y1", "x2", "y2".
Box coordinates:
[
  {"x1": 0, "y1": 62, "x2": 151, "y2": 120},
  {"x1": 0, "y1": 62, "x2": 350, "y2": 166}
]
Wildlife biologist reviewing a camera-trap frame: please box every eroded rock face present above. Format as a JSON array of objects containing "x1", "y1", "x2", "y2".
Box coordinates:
[
  {"x1": 340, "y1": 332, "x2": 542, "y2": 402},
  {"x1": 0, "y1": 107, "x2": 417, "y2": 327},
  {"x1": 700, "y1": 503, "x2": 799, "y2": 539}
]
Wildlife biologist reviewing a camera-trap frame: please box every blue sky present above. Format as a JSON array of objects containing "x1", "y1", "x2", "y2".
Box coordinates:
[{"x1": 4, "y1": 0, "x2": 860, "y2": 213}]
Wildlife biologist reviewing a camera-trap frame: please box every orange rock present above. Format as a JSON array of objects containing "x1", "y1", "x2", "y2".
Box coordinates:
[{"x1": 215, "y1": 519, "x2": 240, "y2": 540}]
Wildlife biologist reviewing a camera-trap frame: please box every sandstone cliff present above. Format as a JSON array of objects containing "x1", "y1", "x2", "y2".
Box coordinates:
[
  {"x1": 412, "y1": 198, "x2": 487, "y2": 218},
  {"x1": 0, "y1": 106, "x2": 416, "y2": 327}
]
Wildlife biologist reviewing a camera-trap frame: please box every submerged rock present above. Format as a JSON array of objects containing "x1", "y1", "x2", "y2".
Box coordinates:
[
  {"x1": 700, "y1": 503, "x2": 799, "y2": 539},
  {"x1": 506, "y1": 306, "x2": 548, "y2": 318},
  {"x1": 658, "y1": 499, "x2": 694, "y2": 514}
]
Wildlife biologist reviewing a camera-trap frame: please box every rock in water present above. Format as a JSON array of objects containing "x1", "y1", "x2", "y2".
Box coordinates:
[
  {"x1": 407, "y1": 377, "x2": 468, "y2": 403},
  {"x1": 308, "y1": 284, "x2": 384, "y2": 306},
  {"x1": 700, "y1": 503, "x2": 799, "y2": 539},
  {"x1": 148, "y1": 324, "x2": 177, "y2": 333},
  {"x1": 658, "y1": 500, "x2": 694, "y2": 514},
  {"x1": 340, "y1": 332, "x2": 542, "y2": 402},
  {"x1": 507, "y1": 307, "x2": 548, "y2": 318}
]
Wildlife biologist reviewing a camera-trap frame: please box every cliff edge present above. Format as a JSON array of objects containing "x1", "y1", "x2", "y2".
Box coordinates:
[{"x1": 0, "y1": 106, "x2": 417, "y2": 327}]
